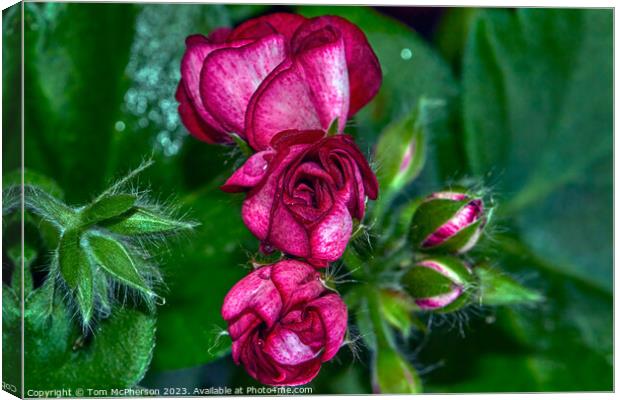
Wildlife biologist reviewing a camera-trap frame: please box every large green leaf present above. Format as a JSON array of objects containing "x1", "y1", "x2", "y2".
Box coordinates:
[
  {"x1": 462, "y1": 9, "x2": 613, "y2": 290},
  {"x1": 149, "y1": 187, "x2": 254, "y2": 371},
  {"x1": 23, "y1": 3, "x2": 138, "y2": 203},
  {"x1": 23, "y1": 282, "x2": 156, "y2": 390}
]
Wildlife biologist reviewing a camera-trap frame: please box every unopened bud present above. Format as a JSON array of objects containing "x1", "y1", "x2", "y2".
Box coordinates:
[
  {"x1": 410, "y1": 189, "x2": 485, "y2": 254},
  {"x1": 401, "y1": 256, "x2": 473, "y2": 313}
]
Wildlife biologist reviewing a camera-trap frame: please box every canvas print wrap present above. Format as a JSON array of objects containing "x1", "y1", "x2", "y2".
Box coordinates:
[{"x1": 1, "y1": 2, "x2": 613, "y2": 397}]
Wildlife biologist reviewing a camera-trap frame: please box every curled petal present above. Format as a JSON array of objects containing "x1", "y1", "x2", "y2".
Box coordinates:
[
  {"x1": 221, "y1": 266, "x2": 282, "y2": 329},
  {"x1": 221, "y1": 150, "x2": 275, "y2": 192},
  {"x1": 241, "y1": 143, "x2": 308, "y2": 239},
  {"x1": 175, "y1": 82, "x2": 223, "y2": 143},
  {"x1": 307, "y1": 294, "x2": 348, "y2": 361},
  {"x1": 271, "y1": 260, "x2": 324, "y2": 309}
]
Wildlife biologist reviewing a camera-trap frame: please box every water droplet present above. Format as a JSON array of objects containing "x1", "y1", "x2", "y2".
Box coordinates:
[
  {"x1": 114, "y1": 121, "x2": 126, "y2": 132},
  {"x1": 400, "y1": 48, "x2": 413, "y2": 60}
]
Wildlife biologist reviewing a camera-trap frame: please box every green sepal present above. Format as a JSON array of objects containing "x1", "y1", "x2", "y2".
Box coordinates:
[
  {"x1": 58, "y1": 229, "x2": 94, "y2": 326},
  {"x1": 85, "y1": 233, "x2": 153, "y2": 297},
  {"x1": 22, "y1": 185, "x2": 78, "y2": 228},
  {"x1": 378, "y1": 289, "x2": 422, "y2": 338},
  {"x1": 327, "y1": 118, "x2": 340, "y2": 136},
  {"x1": 475, "y1": 264, "x2": 543, "y2": 306},
  {"x1": 229, "y1": 132, "x2": 253, "y2": 158},
  {"x1": 94, "y1": 272, "x2": 112, "y2": 317},
  {"x1": 80, "y1": 194, "x2": 137, "y2": 227},
  {"x1": 100, "y1": 207, "x2": 196, "y2": 236},
  {"x1": 372, "y1": 344, "x2": 422, "y2": 394},
  {"x1": 402, "y1": 265, "x2": 455, "y2": 298}
]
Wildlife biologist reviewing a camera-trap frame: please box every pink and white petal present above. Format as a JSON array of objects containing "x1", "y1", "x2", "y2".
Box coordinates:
[
  {"x1": 221, "y1": 266, "x2": 282, "y2": 328},
  {"x1": 246, "y1": 62, "x2": 323, "y2": 151},
  {"x1": 307, "y1": 294, "x2": 348, "y2": 361},
  {"x1": 227, "y1": 312, "x2": 261, "y2": 341},
  {"x1": 263, "y1": 327, "x2": 319, "y2": 366},
  {"x1": 292, "y1": 16, "x2": 382, "y2": 116},
  {"x1": 271, "y1": 260, "x2": 323, "y2": 308},
  {"x1": 221, "y1": 150, "x2": 275, "y2": 192},
  {"x1": 180, "y1": 40, "x2": 249, "y2": 133},
  {"x1": 268, "y1": 201, "x2": 311, "y2": 257},
  {"x1": 310, "y1": 201, "x2": 353, "y2": 262},
  {"x1": 201, "y1": 34, "x2": 287, "y2": 134},
  {"x1": 295, "y1": 31, "x2": 349, "y2": 132}
]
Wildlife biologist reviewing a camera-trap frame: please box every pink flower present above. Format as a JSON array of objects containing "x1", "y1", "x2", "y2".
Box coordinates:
[
  {"x1": 176, "y1": 13, "x2": 382, "y2": 146},
  {"x1": 221, "y1": 260, "x2": 348, "y2": 386},
  {"x1": 222, "y1": 130, "x2": 379, "y2": 267}
]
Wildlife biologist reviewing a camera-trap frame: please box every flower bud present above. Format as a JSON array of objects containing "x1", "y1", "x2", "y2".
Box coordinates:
[
  {"x1": 409, "y1": 189, "x2": 485, "y2": 254},
  {"x1": 401, "y1": 256, "x2": 473, "y2": 313}
]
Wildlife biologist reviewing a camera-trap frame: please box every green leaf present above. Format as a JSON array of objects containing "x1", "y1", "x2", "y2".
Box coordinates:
[
  {"x1": 86, "y1": 233, "x2": 153, "y2": 296},
  {"x1": 22, "y1": 185, "x2": 77, "y2": 228},
  {"x1": 475, "y1": 263, "x2": 543, "y2": 306},
  {"x1": 58, "y1": 229, "x2": 94, "y2": 325},
  {"x1": 22, "y1": 285, "x2": 156, "y2": 390},
  {"x1": 462, "y1": 9, "x2": 612, "y2": 290},
  {"x1": 101, "y1": 207, "x2": 196, "y2": 236},
  {"x1": 80, "y1": 194, "x2": 137, "y2": 227},
  {"x1": 23, "y1": 3, "x2": 138, "y2": 203},
  {"x1": 4, "y1": 169, "x2": 65, "y2": 199}
]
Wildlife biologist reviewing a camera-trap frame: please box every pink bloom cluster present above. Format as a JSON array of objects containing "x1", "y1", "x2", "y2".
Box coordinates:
[{"x1": 177, "y1": 13, "x2": 381, "y2": 386}]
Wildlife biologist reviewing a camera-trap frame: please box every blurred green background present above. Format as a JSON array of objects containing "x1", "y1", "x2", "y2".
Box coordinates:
[{"x1": 3, "y1": 3, "x2": 612, "y2": 393}]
